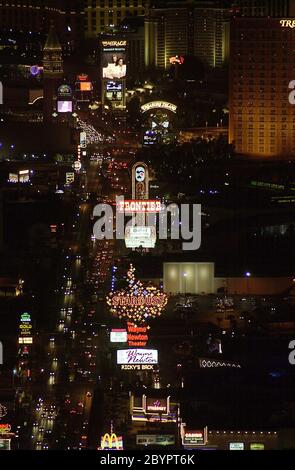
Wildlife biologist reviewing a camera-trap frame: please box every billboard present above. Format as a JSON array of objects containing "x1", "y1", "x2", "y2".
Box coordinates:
[
  {"x1": 102, "y1": 40, "x2": 127, "y2": 80},
  {"x1": 183, "y1": 429, "x2": 208, "y2": 447},
  {"x1": 58, "y1": 101, "x2": 73, "y2": 113},
  {"x1": 105, "y1": 80, "x2": 124, "y2": 102},
  {"x1": 110, "y1": 329, "x2": 127, "y2": 343},
  {"x1": 80, "y1": 82, "x2": 92, "y2": 92},
  {"x1": 117, "y1": 349, "x2": 158, "y2": 365},
  {"x1": 125, "y1": 226, "x2": 156, "y2": 249},
  {"x1": 19, "y1": 170, "x2": 30, "y2": 183},
  {"x1": 101, "y1": 40, "x2": 127, "y2": 110},
  {"x1": 136, "y1": 435, "x2": 175, "y2": 446},
  {"x1": 8, "y1": 173, "x2": 18, "y2": 183},
  {"x1": 0, "y1": 439, "x2": 11, "y2": 450},
  {"x1": 118, "y1": 200, "x2": 162, "y2": 213},
  {"x1": 229, "y1": 443, "x2": 245, "y2": 450},
  {"x1": 250, "y1": 443, "x2": 265, "y2": 450},
  {"x1": 66, "y1": 172, "x2": 75, "y2": 185}
]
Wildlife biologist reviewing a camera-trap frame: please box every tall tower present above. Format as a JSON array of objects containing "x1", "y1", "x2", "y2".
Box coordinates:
[{"x1": 43, "y1": 23, "x2": 63, "y2": 122}]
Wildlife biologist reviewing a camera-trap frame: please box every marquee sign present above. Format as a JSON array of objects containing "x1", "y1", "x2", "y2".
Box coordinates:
[
  {"x1": 106, "y1": 265, "x2": 168, "y2": 324},
  {"x1": 146, "y1": 398, "x2": 168, "y2": 414},
  {"x1": 141, "y1": 101, "x2": 177, "y2": 114},
  {"x1": 117, "y1": 200, "x2": 162, "y2": 213},
  {"x1": 19, "y1": 312, "x2": 33, "y2": 344},
  {"x1": 127, "y1": 322, "x2": 149, "y2": 347},
  {"x1": 117, "y1": 349, "x2": 158, "y2": 365}
]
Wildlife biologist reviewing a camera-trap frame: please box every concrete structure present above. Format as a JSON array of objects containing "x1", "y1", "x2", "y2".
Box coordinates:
[
  {"x1": 229, "y1": 17, "x2": 295, "y2": 159},
  {"x1": 0, "y1": 0, "x2": 84, "y2": 50}
]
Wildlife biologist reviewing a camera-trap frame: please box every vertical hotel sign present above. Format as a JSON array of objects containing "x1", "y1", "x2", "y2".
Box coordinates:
[{"x1": 101, "y1": 39, "x2": 127, "y2": 110}]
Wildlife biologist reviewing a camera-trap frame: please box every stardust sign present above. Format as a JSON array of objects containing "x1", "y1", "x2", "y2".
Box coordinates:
[
  {"x1": 117, "y1": 349, "x2": 158, "y2": 365},
  {"x1": 111, "y1": 294, "x2": 167, "y2": 307}
]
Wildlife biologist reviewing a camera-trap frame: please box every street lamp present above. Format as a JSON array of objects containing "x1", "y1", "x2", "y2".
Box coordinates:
[{"x1": 245, "y1": 272, "x2": 251, "y2": 296}]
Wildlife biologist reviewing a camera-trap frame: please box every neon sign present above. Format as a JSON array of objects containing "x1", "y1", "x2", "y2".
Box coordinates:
[
  {"x1": 127, "y1": 322, "x2": 149, "y2": 347},
  {"x1": 0, "y1": 424, "x2": 11, "y2": 434},
  {"x1": 106, "y1": 265, "x2": 168, "y2": 324},
  {"x1": 100, "y1": 433, "x2": 123, "y2": 450},
  {"x1": 280, "y1": 19, "x2": 295, "y2": 28},
  {"x1": 117, "y1": 200, "x2": 162, "y2": 213},
  {"x1": 117, "y1": 349, "x2": 158, "y2": 365},
  {"x1": 141, "y1": 101, "x2": 177, "y2": 114}
]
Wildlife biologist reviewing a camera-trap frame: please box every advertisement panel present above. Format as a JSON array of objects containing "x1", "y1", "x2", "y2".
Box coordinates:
[
  {"x1": 58, "y1": 101, "x2": 73, "y2": 113},
  {"x1": 136, "y1": 435, "x2": 175, "y2": 446},
  {"x1": 183, "y1": 429, "x2": 208, "y2": 447},
  {"x1": 66, "y1": 172, "x2": 75, "y2": 185},
  {"x1": 105, "y1": 80, "x2": 124, "y2": 102},
  {"x1": 125, "y1": 226, "x2": 156, "y2": 249},
  {"x1": 0, "y1": 439, "x2": 11, "y2": 450},
  {"x1": 19, "y1": 170, "x2": 30, "y2": 183},
  {"x1": 102, "y1": 40, "x2": 127, "y2": 80},
  {"x1": 8, "y1": 173, "x2": 18, "y2": 183},
  {"x1": 250, "y1": 443, "x2": 265, "y2": 450},
  {"x1": 229, "y1": 442, "x2": 245, "y2": 450},
  {"x1": 110, "y1": 329, "x2": 127, "y2": 343},
  {"x1": 101, "y1": 39, "x2": 127, "y2": 110},
  {"x1": 117, "y1": 349, "x2": 158, "y2": 365}
]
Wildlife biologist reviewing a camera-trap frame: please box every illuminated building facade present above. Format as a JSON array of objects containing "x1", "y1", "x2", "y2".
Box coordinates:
[
  {"x1": 145, "y1": 1, "x2": 230, "y2": 69},
  {"x1": 0, "y1": 0, "x2": 84, "y2": 50},
  {"x1": 229, "y1": 17, "x2": 295, "y2": 159},
  {"x1": 43, "y1": 24, "x2": 64, "y2": 122},
  {"x1": 234, "y1": 0, "x2": 295, "y2": 17},
  {"x1": 163, "y1": 262, "x2": 215, "y2": 295},
  {"x1": 84, "y1": 0, "x2": 146, "y2": 37}
]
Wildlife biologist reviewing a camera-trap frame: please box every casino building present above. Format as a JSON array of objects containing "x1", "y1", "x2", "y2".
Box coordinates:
[{"x1": 229, "y1": 16, "x2": 295, "y2": 159}]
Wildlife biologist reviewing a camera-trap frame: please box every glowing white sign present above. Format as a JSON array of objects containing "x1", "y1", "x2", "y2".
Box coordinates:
[
  {"x1": 141, "y1": 101, "x2": 177, "y2": 114},
  {"x1": 117, "y1": 349, "x2": 158, "y2": 365},
  {"x1": 280, "y1": 19, "x2": 295, "y2": 28},
  {"x1": 110, "y1": 329, "x2": 127, "y2": 343}
]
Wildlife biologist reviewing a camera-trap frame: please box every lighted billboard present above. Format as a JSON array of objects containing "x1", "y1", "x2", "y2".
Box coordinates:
[
  {"x1": 125, "y1": 226, "x2": 156, "y2": 249},
  {"x1": 229, "y1": 443, "x2": 245, "y2": 451},
  {"x1": 146, "y1": 398, "x2": 168, "y2": 414},
  {"x1": 136, "y1": 435, "x2": 175, "y2": 446},
  {"x1": 58, "y1": 101, "x2": 73, "y2": 113},
  {"x1": 117, "y1": 349, "x2": 158, "y2": 365},
  {"x1": 105, "y1": 80, "x2": 124, "y2": 103},
  {"x1": 101, "y1": 39, "x2": 127, "y2": 110},
  {"x1": 110, "y1": 329, "x2": 127, "y2": 343},
  {"x1": 102, "y1": 40, "x2": 127, "y2": 80}
]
